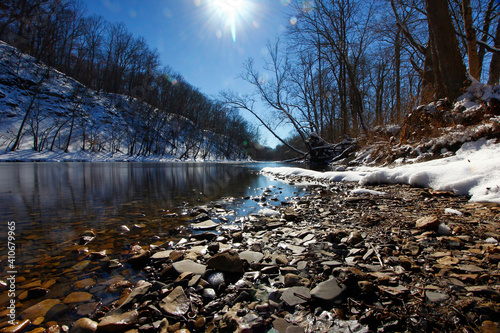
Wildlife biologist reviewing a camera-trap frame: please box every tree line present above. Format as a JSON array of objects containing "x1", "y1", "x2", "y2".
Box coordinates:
[
  {"x1": 0, "y1": 0, "x2": 259, "y2": 159},
  {"x1": 223, "y1": 0, "x2": 500, "y2": 161}
]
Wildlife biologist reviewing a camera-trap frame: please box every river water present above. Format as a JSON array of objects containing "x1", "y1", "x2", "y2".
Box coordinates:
[{"x1": 0, "y1": 162, "x2": 305, "y2": 323}]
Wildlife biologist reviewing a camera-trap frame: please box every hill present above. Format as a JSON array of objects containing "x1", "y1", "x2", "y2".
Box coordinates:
[{"x1": 0, "y1": 41, "x2": 248, "y2": 162}]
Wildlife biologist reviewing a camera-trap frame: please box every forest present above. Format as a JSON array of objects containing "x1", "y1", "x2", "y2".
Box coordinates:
[
  {"x1": 223, "y1": 0, "x2": 500, "y2": 161},
  {"x1": 0, "y1": 0, "x2": 259, "y2": 159},
  {"x1": 0, "y1": 0, "x2": 499, "y2": 161}
]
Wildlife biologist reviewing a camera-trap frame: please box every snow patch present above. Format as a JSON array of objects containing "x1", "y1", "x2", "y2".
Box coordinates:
[{"x1": 263, "y1": 139, "x2": 500, "y2": 204}]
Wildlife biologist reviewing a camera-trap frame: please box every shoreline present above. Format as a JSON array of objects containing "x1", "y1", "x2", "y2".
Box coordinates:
[{"x1": 5, "y1": 178, "x2": 498, "y2": 332}]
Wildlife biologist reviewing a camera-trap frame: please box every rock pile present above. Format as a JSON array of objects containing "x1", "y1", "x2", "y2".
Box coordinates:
[{"x1": 3, "y1": 181, "x2": 500, "y2": 332}]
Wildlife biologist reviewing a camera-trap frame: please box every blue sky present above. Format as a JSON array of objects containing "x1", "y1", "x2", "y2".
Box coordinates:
[{"x1": 84, "y1": 0, "x2": 295, "y2": 147}]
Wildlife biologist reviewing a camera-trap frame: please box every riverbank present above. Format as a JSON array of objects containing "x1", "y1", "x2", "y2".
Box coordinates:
[
  {"x1": 6, "y1": 176, "x2": 498, "y2": 333},
  {"x1": 0, "y1": 149, "x2": 247, "y2": 163}
]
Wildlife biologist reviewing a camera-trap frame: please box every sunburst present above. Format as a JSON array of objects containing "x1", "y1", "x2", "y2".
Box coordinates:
[{"x1": 209, "y1": 0, "x2": 251, "y2": 43}]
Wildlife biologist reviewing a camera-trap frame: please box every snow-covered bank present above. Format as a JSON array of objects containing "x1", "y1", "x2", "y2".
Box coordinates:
[{"x1": 262, "y1": 138, "x2": 500, "y2": 204}]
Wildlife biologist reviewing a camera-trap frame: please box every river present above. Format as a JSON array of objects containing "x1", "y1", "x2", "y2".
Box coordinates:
[{"x1": 0, "y1": 161, "x2": 306, "y2": 324}]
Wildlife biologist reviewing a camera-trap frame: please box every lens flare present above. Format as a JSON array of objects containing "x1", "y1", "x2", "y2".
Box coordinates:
[{"x1": 209, "y1": 0, "x2": 250, "y2": 43}]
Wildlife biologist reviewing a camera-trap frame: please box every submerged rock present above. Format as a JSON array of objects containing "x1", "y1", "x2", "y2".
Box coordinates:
[{"x1": 97, "y1": 309, "x2": 138, "y2": 332}]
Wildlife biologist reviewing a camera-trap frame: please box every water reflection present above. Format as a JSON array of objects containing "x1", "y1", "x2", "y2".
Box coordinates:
[
  {"x1": 0, "y1": 162, "x2": 298, "y2": 246},
  {"x1": 0, "y1": 162, "x2": 304, "y2": 325}
]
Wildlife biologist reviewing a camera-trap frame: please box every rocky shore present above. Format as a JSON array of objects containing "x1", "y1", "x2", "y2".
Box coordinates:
[{"x1": 3, "y1": 176, "x2": 500, "y2": 333}]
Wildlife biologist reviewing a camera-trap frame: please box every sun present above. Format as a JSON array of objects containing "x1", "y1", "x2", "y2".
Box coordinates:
[{"x1": 209, "y1": 0, "x2": 250, "y2": 43}]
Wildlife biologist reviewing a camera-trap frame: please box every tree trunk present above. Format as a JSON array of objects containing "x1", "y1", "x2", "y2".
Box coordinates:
[
  {"x1": 478, "y1": 0, "x2": 495, "y2": 75},
  {"x1": 425, "y1": 0, "x2": 469, "y2": 101},
  {"x1": 462, "y1": 0, "x2": 480, "y2": 80},
  {"x1": 394, "y1": 27, "x2": 401, "y2": 122},
  {"x1": 488, "y1": 17, "x2": 500, "y2": 85}
]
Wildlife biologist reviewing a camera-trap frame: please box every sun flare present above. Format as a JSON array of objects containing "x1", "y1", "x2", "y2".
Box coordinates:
[{"x1": 209, "y1": 0, "x2": 250, "y2": 43}]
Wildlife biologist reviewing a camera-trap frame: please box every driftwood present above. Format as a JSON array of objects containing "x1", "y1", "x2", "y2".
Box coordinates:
[{"x1": 306, "y1": 133, "x2": 357, "y2": 166}]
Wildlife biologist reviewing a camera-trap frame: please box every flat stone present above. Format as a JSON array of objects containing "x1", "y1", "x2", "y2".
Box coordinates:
[
  {"x1": 378, "y1": 285, "x2": 409, "y2": 296},
  {"x1": 286, "y1": 326, "x2": 305, "y2": 333},
  {"x1": 416, "y1": 215, "x2": 440, "y2": 230},
  {"x1": 21, "y1": 299, "x2": 61, "y2": 320},
  {"x1": 74, "y1": 278, "x2": 97, "y2": 289},
  {"x1": 436, "y1": 256, "x2": 460, "y2": 266},
  {"x1": 310, "y1": 276, "x2": 345, "y2": 301},
  {"x1": 116, "y1": 280, "x2": 152, "y2": 309},
  {"x1": 69, "y1": 317, "x2": 98, "y2": 333},
  {"x1": 159, "y1": 286, "x2": 190, "y2": 316},
  {"x1": 458, "y1": 264, "x2": 486, "y2": 273},
  {"x1": 321, "y1": 260, "x2": 343, "y2": 267},
  {"x1": 191, "y1": 220, "x2": 218, "y2": 230},
  {"x1": 239, "y1": 250, "x2": 264, "y2": 264},
  {"x1": 285, "y1": 244, "x2": 306, "y2": 255},
  {"x1": 97, "y1": 309, "x2": 138, "y2": 332},
  {"x1": 71, "y1": 260, "x2": 92, "y2": 271},
  {"x1": 63, "y1": 291, "x2": 93, "y2": 303},
  {"x1": 426, "y1": 291, "x2": 449, "y2": 303},
  {"x1": 281, "y1": 286, "x2": 311, "y2": 306},
  {"x1": 45, "y1": 303, "x2": 70, "y2": 321},
  {"x1": 172, "y1": 260, "x2": 207, "y2": 275},
  {"x1": 1, "y1": 319, "x2": 31, "y2": 333}
]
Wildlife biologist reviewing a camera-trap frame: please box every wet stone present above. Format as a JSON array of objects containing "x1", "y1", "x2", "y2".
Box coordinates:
[
  {"x1": 63, "y1": 291, "x2": 93, "y2": 303},
  {"x1": 21, "y1": 299, "x2": 61, "y2": 320},
  {"x1": 159, "y1": 286, "x2": 190, "y2": 316},
  {"x1": 69, "y1": 318, "x2": 98, "y2": 333},
  {"x1": 97, "y1": 309, "x2": 139, "y2": 332}
]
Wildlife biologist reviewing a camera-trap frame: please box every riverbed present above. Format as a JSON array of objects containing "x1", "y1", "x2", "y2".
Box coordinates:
[{"x1": 0, "y1": 161, "x2": 306, "y2": 326}]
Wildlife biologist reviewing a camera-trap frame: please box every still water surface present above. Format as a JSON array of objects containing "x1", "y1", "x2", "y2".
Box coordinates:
[
  {"x1": 0, "y1": 162, "x2": 303, "y2": 321},
  {"x1": 0, "y1": 162, "x2": 302, "y2": 251}
]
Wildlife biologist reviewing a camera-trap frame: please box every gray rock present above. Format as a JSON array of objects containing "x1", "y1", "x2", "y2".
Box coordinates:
[
  {"x1": 310, "y1": 276, "x2": 345, "y2": 301},
  {"x1": 191, "y1": 220, "x2": 218, "y2": 230},
  {"x1": 151, "y1": 250, "x2": 173, "y2": 259},
  {"x1": 281, "y1": 287, "x2": 311, "y2": 306},
  {"x1": 159, "y1": 286, "x2": 189, "y2": 316},
  {"x1": 207, "y1": 271, "x2": 226, "y2": 290},
  {"x1": 172, "y1": 259, "x2": 207, "y2": 275},
  {"x1": 115, "y1": 280, "x2": 151, "y2": 310},
  {"x1": 426, "y1": 291, "x2": 449, "y2": 303},
  {"x1": 239, "y1": 250, "x2": 264, "y2": 264},
  {"x1": 202, "y1": 288, "x2": 217, "y2": 301}
]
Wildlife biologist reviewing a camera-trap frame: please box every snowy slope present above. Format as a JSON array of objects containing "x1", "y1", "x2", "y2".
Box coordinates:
[{"x1": 0, "y1": 41, "x2": 245, "y2": 161}]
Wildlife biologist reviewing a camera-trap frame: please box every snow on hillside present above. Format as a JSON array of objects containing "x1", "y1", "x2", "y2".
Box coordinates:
[
  {"x1": 263, "y1": 84, "x2": 500, "y2": 204},
  {"x1": 0, "y1": 41, "x2": 246, "y2": 161}
]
